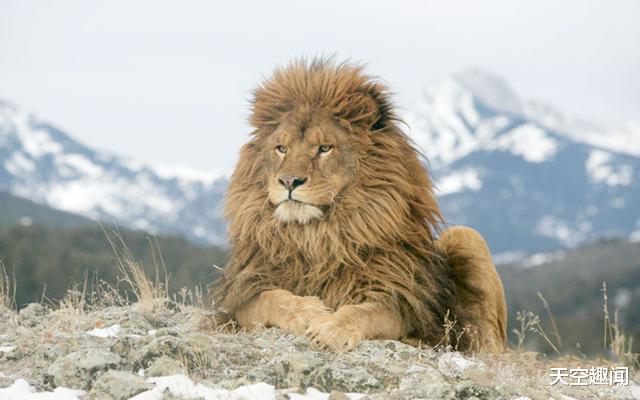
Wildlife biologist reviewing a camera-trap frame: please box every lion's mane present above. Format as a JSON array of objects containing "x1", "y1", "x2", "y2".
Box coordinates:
[{"x1": 209, "y1": 58, "x2": 482, "y2": 347}]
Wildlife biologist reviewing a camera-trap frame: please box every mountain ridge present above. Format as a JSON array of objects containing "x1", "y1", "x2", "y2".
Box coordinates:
[
  {"x1": 0, "y1": 99, "x2": 228, "y2": 245},
  {"x1": 2, "y1": 70, "x2": 639, "y2": 255},
  {"x1": 405, "y1": 70, "x2": 640, "y2": 255}
]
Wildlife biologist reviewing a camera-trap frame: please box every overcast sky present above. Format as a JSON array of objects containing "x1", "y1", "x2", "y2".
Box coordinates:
[{"x1": 1, "y1": 0, "x2": 639, "y2": 171}]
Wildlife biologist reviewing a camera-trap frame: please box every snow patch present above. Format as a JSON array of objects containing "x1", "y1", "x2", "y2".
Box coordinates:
[
  {"x1": 493, "y1": 251, "x2": 527, "y2": 265},
  {"x1": 405, "y1": 77, "x2": 482, "y2": 165},
  {"x1": 86, "y1": 324, "x2": 120, "y2": 338},
  {"x1": 287, "y1": 388, "x2": 367, "y2": 400},
  {"x1": 46, "y1": 176, "x2": 179, "y2": 220},
  {"x1": 151, "y1": 163, "x2": 230, "y2": 184},
  {"x1": 586, "y1": 150, "x2": 633, "y2": 186},
  {"x1": 535, "y1": 215, "x2": 584, "y2": 247},
  {"x1": 437, "y1": 169, "x2": 482, "y2": 195},
  {"x1": 0, "y1": 379, "x2": 85, "y2": 400},
  {"x1": 437, "y1": 352, "x2": 478, "y2": 376},
  {"x1": 521, "y1": 251, "x2": 566, "y2": 268},
  {"x1": 130, "y1": 374, "x2": 366, "y2": 400},
  {"x1": 488, "y1": 124, "x2": 558, "y2": 162},
  {"x1": 56, "y1": 154, "x2": 104, "y2": 178},
  {"x1": 5, "y1": 152, "x2": 36, "y2": 174},
  {"x1": 13, "y1": 110, "x2": 64, "y2": 157},
  {"x1": 0, "y1": 344, "x2": 16, "y2": 353}
]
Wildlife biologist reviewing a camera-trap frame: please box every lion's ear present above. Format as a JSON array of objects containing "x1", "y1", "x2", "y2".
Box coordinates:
[{"x1": 336, "y1": 85, "x2": 392, "y2": 132}]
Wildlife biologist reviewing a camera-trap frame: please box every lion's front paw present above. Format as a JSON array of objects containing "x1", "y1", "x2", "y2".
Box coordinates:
[
  {"x1": 305, "y1": 313, "x2": 365, "y2": 352},
  {"x1": 279, "y1": 296, "x2": 332, "y2": 336}
]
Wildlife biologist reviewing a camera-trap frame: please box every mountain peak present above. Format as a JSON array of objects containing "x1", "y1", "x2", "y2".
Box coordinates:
[{"x1": 453, "y1": 69, "x2": 523, "y2": 116}]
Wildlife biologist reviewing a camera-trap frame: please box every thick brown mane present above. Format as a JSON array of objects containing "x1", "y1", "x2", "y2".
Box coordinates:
[{"x1": 209, "y1": 58, "x2": 483, "y2": 347}]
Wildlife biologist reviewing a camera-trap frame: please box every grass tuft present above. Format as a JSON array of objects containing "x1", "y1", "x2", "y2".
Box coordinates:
[
  {"x1": 101, "y1": 225, "x2": 168, "y2": 311},
  {"x1": 0, "y1": 260, "x2": 16, "y2": 311},
  {"x1": 602, "y1": 282, "x2": 639, "y2": 369}
]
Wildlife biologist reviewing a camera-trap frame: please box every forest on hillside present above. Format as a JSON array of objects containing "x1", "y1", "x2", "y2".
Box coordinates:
[{"x1": 0, "y1": 224, "x2": 227, "y2": 308}]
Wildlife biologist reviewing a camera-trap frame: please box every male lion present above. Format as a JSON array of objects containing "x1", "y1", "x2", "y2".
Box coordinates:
[{"x1": 208, "y1": 58, "x2": 507, "y2": 352}]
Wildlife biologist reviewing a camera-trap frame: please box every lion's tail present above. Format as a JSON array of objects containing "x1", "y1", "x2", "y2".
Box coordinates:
[{"x1": 439, "y1": 226, "x2": 508, "y2": 352}]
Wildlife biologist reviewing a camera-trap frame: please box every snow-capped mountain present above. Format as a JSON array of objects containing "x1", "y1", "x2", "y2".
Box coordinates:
[
  {"x1": 1, "y1": 70, "x2": 638, "y2": 256},
  {"x1": 0, "y1": 99, "x2": 228, "y2": 245},
  {"x1": 406, "y1": 70, "x2": 640, "y2": 257}
]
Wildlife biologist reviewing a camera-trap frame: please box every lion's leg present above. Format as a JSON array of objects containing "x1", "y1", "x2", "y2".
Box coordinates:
[
  {"x1": 305, "y1": 302, "x2": 406, "y2": 351},
  {"x1": 235, "y1": 289, "x2": 332, "y2": 335},
  {"x1": 438, "y1": 226, "x2": 508, "y2": 352}
]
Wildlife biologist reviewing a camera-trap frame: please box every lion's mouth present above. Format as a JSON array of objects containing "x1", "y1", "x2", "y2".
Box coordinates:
[{"x1": 274, "y1": 200, "x2": 324, "y2": 224}]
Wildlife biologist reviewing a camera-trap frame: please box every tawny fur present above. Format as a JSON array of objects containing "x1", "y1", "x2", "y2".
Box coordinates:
[{"x1": 208, "y1": 58, "x2": 507, "y2": 352}]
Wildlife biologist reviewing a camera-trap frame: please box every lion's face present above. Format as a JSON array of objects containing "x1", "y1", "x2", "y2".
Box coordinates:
[{"x1": 264, "y1": 113, "x2": 364, "y2": 224}]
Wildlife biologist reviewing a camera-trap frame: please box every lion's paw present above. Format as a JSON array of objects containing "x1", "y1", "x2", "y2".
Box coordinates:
[
  {"x1": 279, "y1": 296, "x2": 332, "y2": 336},
  {"x1": 305, "y1": 313, "x2": 365, "y2": 352}
]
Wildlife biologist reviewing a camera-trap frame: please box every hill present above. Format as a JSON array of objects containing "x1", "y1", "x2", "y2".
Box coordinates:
[
  {"x1": 0, "y1": 191, "x2": 94, "y2": 228},
  {"x1": 0, "y1": 223, "x2": 227, "y2": 308},
  {"x1": 499, "y1": 238, "x2": 640, "y2": 356}
]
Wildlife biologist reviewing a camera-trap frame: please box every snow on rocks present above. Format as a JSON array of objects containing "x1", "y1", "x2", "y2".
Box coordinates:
[
  {"x1": 0, "y1": 378, "x2": 85, "y2": 400},
  {"x1": 0, "y1": 302, "x2": 636, "y2": 399},
  {"x1": 46, "y1": 349, "x2": 122, "y2": 390},
  {"x1": 86, "y1": 323, "x2": 121, "y2": 338},
  {"x1": 437, "y1": 352, "x2": 479, "y2": 377},
  {"x1": 0, "y1": 344, "x2": 16, "y2": 353}
]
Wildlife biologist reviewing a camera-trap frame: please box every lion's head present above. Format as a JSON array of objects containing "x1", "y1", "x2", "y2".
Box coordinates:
[{"x1": 227, "y1": 58, "x2": 442, "y2": 231}]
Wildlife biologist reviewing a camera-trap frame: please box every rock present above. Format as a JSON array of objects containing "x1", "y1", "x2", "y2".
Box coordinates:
[
  {"x1": 328, "y1": 390, "x2": 349, "y2": 400},
  {"x1": 18, "y1": 303, "x2": 47, "y2": 326},
  {"x1": 140, "y1": 335, "x2": 190, "y2": 366},
  {"x1": 454, "y1": 381, "x2": 500, "y2": 400},
  {"x1": 120, "y1": 312, "x2": 154, "y2": 334},
  {"x1": 248, "y1": 352, "x2": 325, "y2": 388},
  {"x1": 147, "y1": 356, "x2": 187, "y2": 377},
  {"x1": 111, "y1": 334, "x2": 152, "y2": 368},
  {"x1": 437, "y1": 352, "x2": 478, "y2": 377},
  {"x1": 88, "y1": 370, "x2": 151, "y2": 400},
  {"x1": 308, "y1": 363, "x2": 383, "y2": 393},
  {"x1": 397, "y1": 364, "x2": 454, "y2": 399},
  {"x1": 46, "y1": 349, "x2": 122, "y2": 390}
]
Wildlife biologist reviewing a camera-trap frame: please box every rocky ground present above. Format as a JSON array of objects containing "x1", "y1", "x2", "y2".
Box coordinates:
[{"x1": 0, "y1": 299, "x2": 638, "y2": 400}]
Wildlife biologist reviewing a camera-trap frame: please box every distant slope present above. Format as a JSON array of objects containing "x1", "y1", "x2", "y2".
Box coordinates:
[
  {"x1": 498, "y1": 239, "x2": 640, "y2": 355},
  {"x1": 0, "y1": 99, "x2": 228, "y2": 245},
  {"x1": 0, "y1": 191, "x2": 93, "y2": 227},
  {"x1": 0, "y1": 224, "x2": 227, "y2": 308}
]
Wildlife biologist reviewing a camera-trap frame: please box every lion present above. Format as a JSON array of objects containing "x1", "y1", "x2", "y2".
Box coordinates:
[{"x1": 208, "y1": 58, "x2": 507, "y2": 353}]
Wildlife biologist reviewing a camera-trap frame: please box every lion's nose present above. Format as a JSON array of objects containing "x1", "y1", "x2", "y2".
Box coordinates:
[{"x1": 278, "y1": 176, "x2": 308, "y2": 191}]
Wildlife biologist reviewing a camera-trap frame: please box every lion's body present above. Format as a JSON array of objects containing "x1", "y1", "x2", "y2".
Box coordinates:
[{"x1": 208, "y1": 59, "x2": 507, "y2": 352}]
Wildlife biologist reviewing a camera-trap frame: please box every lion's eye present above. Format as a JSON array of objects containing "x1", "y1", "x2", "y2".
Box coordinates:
[
  {"x1": 275, "y1": 145, "x2": 287, "y2": 154},
  {"x1": 318, "y1": 145, "x2": 333, "y2": 155}
]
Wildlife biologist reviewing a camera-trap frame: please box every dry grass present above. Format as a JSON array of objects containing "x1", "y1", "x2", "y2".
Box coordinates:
[
  {"x1": 510, "y1": 281, "x2": 638, "y2": 374},
  {"x1": 102, "y1": 225, "x2": 169, "y2": 311},
  {"x1": 431, "y1": 309, "x2": 479, "y2": 352},
  {"x1": 602, "y1": 282, "x2": 639, "y2": 369},
  {"x1": 512, "y1": 310, "x2": 560, "y2": 354},
  {"x1": 537, "y1": 291, "x2": 563, "y2": 349},
  {"x1": 0, "y1": 260, "x2": 16, "y2": 311}
]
